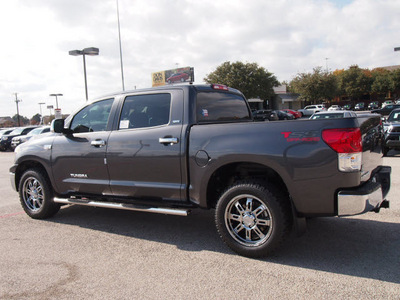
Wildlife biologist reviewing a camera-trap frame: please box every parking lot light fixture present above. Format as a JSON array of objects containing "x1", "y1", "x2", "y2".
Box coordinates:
[
  {"x1": 49, "y1": 94, "x2": 63, "y2": 109},
  {"x1": 69, "y1": 47, "x2": 99, "y2": 101}
]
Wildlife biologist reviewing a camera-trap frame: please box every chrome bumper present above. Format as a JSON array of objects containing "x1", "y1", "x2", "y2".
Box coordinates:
[{"x1": 337, "y1": 166, "x2": 391, "y2": 216}]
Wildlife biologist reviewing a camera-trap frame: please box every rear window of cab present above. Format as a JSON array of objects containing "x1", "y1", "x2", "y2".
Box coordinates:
[{"x1": 196, "y1": 92, "x2": 251, "y2": 123}]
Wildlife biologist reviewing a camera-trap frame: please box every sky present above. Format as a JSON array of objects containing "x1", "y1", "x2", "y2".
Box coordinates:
[{"x1": 1, "y1": 0, "x2": 400, "y2": 119}]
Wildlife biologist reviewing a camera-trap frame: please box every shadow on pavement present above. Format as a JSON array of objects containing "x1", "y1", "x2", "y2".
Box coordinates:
[{"x1": 50, "y1": 205, "x2": 400, "y2": 284}]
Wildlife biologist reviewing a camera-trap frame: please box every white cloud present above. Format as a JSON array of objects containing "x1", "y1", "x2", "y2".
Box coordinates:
[{"x1": 0, "y1": 0, "x2": 399, "y2": 119}]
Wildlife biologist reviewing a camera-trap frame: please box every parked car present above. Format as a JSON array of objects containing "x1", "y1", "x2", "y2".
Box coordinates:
[
  {"x1": 368, "y1": 101, "x2": 379, "y2": 110},
  {"x1": 273, "y1": 110, "x2": 294, "y2": 120},
  {"x1": 310, "y1": 111, "x2": 357, "y2": 119},
  {"x1": 282, "y1": 109, "x2": 302, "y2": 119},
  {"x1": 11, "y1": 126, "x2": 50, "y2": 150},
  {"x1": 328, "y1": 105, "x2": 342, "y2": 111},
  {"x1": 0, "y1": 126, "x2": 37, "y2": 151},
  {"x1": 252, "y1": 109, "x2": 279, "y2": 121},
  {"x1": 297, "y1": 104, "x2": 326, "y2": 117},
  {"x1": 166, "y1": 72, "x2": 189, "y2": 84},
  {"x1": 382, "y1": 100, "x2": 394, "y2": 108},
  {"x1": 395, "y1": 99, "x2": 400, "y2": 104},
  {"x1": 382, "y1": 108, "x2": 400, "y2": 156},
  {"x1": 354, "y1": 102, "x2": 366, "y2": 111},
  {"x1": 0, "y1": 128, "x2": 15, "y2": 139},
  {"x1": 371, "y1": 104, "x2": 400, "y2": 116},
  {"x1": 342, "y1": 104, "x2": 353, "y2": 110}
]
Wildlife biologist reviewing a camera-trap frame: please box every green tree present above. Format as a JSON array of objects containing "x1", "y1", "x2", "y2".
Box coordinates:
[
  {"x1": 371, "y1": 68, "x2": 391, "y2": 98},
  {"x1": 389, "y1": 69, "x2": 400, "y2": 97},
  {"x1": 336, "y1": 65, "x2": 372, "y2": 101},
  {"x1": 204, "y1": 61, "x2": 279, "y2": 101},
  {"x1": 12, "y1": 114, "x2": 29, "y2": 126},
  {"x1": 290, "y1": 67, "x2": 337, "y2": 103},
  {"x1": 31, "y1": 113, "x2": 41, "y2": 125}
]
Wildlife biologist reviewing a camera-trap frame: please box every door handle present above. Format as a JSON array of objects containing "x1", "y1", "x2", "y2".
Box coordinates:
[
  {"x1": 91, "y1": 139, "x2": 106, "y2": 147},
  {"x1": 159, "y1": 137, "x2": 178, "y2": 145}
]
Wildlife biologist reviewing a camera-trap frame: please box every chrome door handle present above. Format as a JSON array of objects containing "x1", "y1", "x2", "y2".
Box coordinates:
[
  {"x1": 159, "y1": 137, "x2": 178, "y2": 145},
  {"x1": 91, "y1": 139, "x2": 106, "y2": 147}
]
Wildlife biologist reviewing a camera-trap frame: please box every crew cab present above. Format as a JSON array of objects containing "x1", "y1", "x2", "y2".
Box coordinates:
[{"x1": 10, "y1": 84, "x2": 391, "y2": 258}]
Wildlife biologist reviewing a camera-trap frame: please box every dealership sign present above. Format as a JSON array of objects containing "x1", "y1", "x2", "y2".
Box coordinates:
[{"x1": 152, "y1": 67, "x2": 194, "y2": 87}]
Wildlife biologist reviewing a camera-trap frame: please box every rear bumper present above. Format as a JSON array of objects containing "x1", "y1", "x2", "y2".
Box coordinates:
[{"x1": 337, "y1": 166, "x2": 391, "y2": 216}]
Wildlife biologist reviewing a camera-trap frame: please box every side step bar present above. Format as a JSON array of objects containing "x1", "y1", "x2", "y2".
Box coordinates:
[{"x1": 53, "y1": 197, "x2": 190, "y2": 217}]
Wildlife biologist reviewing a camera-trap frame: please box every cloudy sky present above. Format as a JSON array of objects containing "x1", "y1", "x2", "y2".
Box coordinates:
[{"x1": 1, "y1": 0, "x2": 400, "y2": 119}]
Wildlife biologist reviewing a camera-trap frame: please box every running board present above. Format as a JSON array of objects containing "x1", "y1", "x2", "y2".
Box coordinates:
[{"x1": 53, "y1": 197, "x2": 190, "y2": 217}]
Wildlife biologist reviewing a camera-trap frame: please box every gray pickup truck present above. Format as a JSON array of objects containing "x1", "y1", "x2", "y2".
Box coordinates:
[{"x1": 10, "y1": 84, "x2": 391, "y2": 257}]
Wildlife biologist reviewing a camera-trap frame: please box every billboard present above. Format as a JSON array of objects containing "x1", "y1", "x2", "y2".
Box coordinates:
[{"x1": 152, "y1": 67, "x2": 194, "y2": 87}]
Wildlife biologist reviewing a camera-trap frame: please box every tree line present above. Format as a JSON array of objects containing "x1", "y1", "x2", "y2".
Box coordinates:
[{"x1": 204, "y1": 61, "x2": 400, "y2": 105}]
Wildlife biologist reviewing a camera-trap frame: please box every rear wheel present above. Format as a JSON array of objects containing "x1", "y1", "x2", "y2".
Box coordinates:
[
  {"x1": 215, "y1": 182, "x2": 291, "y2": 258},
  {"x1": 19, "y1": 169, "x2": 60, "y2": 219}
]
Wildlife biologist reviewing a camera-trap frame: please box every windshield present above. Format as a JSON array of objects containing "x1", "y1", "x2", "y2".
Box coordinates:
[
  {"x1": 10, "y1": 128, "x2": 24, "y2": 135},
  {"x1": 387, "y1": 111, "x2": 400, "y2": 122},
  {"x1": 27, "y1": 127, "x2": 43, "y2": 136}
]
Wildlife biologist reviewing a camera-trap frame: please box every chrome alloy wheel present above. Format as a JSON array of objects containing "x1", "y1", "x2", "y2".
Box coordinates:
[
  {"x1": 22, "y1": 176, "x2": 44, "y2": 212},
  {"x1": 224, "y1": 194, "x2": 273, "y2": 247}
]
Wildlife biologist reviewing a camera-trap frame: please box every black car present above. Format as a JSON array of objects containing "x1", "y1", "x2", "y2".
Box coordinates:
[
  {"x1": 354, "y1": 102, "x2": 365, "y2": 111},
  {"x1": 372, "y1": 104, "x2": 400, "y2": 116},
  {"x1": 273, "y1": 110, "x2": 294, "y2": 120},
  {"x1": 382, "y1": 108, "x2": 400, "y2": 156},
  {"x1": 368, "y1": 101, "x2": 379, "y2": 110},
  {"x1": 0, "y1": 126, "x2": 37, "y2": 151},
  {"x1": 252, "y1": 109, "x2": 279, "y2": 121}
]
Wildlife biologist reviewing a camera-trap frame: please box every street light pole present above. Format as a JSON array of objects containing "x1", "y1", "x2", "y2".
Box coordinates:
[
  {"x1": 49, "y1": 93, "x2": 63, "y2": 109},
  {"x1": 69, "y1": 47, "x2": 99, "y2": 101},
  {"x1": 13, "y1": 93, "x2": 22, "y2": 127},
  {"x1": 38, "y1": 102, "x2": 45, "y2": 125}
]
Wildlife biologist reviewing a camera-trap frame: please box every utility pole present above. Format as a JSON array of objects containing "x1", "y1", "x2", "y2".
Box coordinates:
[{"x1": 13, "y1": 93, "x2": 22, "y2": 127}]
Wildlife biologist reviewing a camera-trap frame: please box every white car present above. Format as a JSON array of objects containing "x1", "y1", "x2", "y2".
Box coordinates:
[
  {"x1": 382, "y1": 100, "x2": 394, "y2": 108},
  {"x1": 310, "y1": 111, "x2": 357, "y2": 119},
  {"x1": 298, "y1": 105, "x2": 326, "y2": 116},
  {"x1": 328, "y1": 105, "x2": 341, "y2": 111}
]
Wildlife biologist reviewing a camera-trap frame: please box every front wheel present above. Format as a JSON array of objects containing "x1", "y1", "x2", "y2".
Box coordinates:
[
  {"x1": 19, "y1": 169, "x2": 60, "y2": 219},
  {"x1": 215, "y1": 182, "x2": 292, "y2": 258}
]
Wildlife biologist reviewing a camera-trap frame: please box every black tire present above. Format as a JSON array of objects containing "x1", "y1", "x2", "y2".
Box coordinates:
[
  {"x1": 215, "y1": 182, "x2": 292, "y2": 258},
  {"x1": 19, "y1": 169, "x2": 60, "y2": 219},
  {"x1": 382, "y1": 146, "x2": 389, "y2": 157}
]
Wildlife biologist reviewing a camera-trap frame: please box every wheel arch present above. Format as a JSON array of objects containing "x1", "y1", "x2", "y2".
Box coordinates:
[
  {"x1": 205, "y1": 162, "x2": 291, "y2": 209},
  {"x1": 14, "y1": 160, "x2": 52, "y2": 193}
]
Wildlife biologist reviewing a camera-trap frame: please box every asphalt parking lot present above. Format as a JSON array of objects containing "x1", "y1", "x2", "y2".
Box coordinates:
[{"x1": 0, "y1": 151, "x2": 399, "y2": 299}]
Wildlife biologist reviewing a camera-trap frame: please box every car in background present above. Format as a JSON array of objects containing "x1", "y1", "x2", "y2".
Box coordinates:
[
  {"x1": 252, "y1": 109, "x2": 279, "y2": 121},
  {"x1": 310, "y1": 111, "x2": 357, "y2": 120},
  {"x1": 342, "y1": 104, "x2": 353, "y2": 110},
  {"x1": 354, "y1": 102, "x2": 366, "y2": 111},
  {"x1": 166, "y1": 72, "x2": 189, "y2": 84},
  {"x1": 0, "y1": 126, "x2": 37, "y2": 151},
  {"x1": 297, "y1": 104, "x2": 326, "y2": 117},
  {"x1": 371, "y1": 104, "x2": 400, "y2": 116},
  {"x1": 328, "y1": 105, "x2": 342, "y2": 111},
  {"x1": 382, "y1": 100, "x2": 394, "y2": 108},
  {"x1": 273, "y1": 110, "x2": 294, "y2": 120},
  {"x1": 0, "y1": 128, "x2": 15, "y2": 139},
  {"x1": 382, "y1": 108, "x2": 400, "y2": 156},
  {"x1": 368, "y1": 101, "x2": 379, "y2": 110},
  {"x1": 11, "y1": 126, "x2": 50, "y2": 150},
  {"x1": 282, "y1": 109, "x2": 302, "y2": 119}
]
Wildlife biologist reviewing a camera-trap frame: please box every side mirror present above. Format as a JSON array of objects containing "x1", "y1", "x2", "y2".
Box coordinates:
[{"x1": 51, "y1": 119, "x2": 66, "y2": 133}]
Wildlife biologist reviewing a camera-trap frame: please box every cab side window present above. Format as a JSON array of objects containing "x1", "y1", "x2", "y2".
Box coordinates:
[
  {"x1": 70, "y1": 98, "x2": 114, "y2": 133},
  {"x1": 119, "y1": 93, "x2": 171, "y2": 129}
]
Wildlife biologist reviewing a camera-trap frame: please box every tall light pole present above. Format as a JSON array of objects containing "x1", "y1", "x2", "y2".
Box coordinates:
[
  {"x1": 38, "y1": 102, "x2": 45, "y2": 125},
  {"x1": 69, "y1": 47, "x2": 99, "y2": 101},
  {"x1": 13, "y1": 93, "x2": 22, "y2": 127},
  {"x1": 49, "y1": 94, "x2": 63, "y2": 109},
  {"x1": 116, "y1": 0, "x2": 125, "y2": 91}
]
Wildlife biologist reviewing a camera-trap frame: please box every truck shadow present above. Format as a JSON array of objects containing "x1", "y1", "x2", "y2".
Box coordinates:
[{"x1": 51, "y1": 205, "x2": 400, "y2": 284}]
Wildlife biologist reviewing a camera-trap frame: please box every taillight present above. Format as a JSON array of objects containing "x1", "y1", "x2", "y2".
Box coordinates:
[
  {"x1": 322, "y1": 128, "x2": 362, "y2": 172},
  {"x1": 322, "y1": 128, "x2": 362, "y2": 153},
  {"x1": 211, "y1": 84, "x2": 229, "y2": 91}
]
